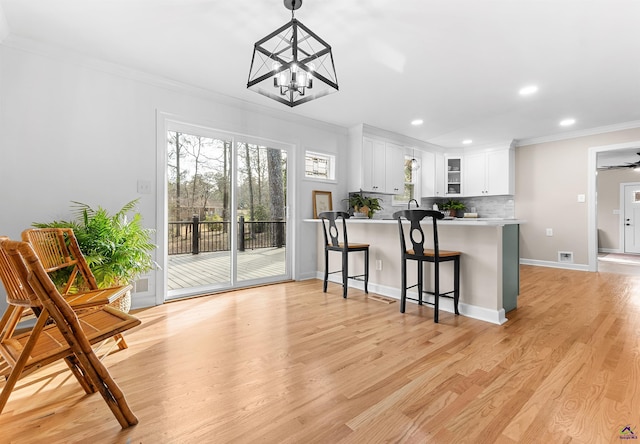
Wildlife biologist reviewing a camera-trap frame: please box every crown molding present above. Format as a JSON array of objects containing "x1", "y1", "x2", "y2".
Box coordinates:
[
  {"x1": 0, "y1": 34, "x2": 348, "y2": 135},
  {"x1": 516, "y1": 120, "x2": 640, "y2": 147}
]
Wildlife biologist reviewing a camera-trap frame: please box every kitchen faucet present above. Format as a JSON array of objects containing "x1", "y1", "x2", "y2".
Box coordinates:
[{"x1": 407, "y1": 198, "x2": 419, "y2": 209}]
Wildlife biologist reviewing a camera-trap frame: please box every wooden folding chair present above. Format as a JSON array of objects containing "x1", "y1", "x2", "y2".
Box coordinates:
[
  {"x1": 22, "y1": 228, "x2": 132, "y2": 350},
  {"x1": 0, "y1": 238, "x2": 141, "y2": 428}
]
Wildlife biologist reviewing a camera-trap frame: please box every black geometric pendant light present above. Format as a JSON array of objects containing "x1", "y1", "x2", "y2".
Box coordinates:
[{"x1": 247, "y1": 0, "x2": 338, "y2": 107}]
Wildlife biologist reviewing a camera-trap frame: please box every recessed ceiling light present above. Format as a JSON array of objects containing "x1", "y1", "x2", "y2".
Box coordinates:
[
  {"x1": 519, "y1": 85, "x2": 538, "y2": 96},
  {"x1": 462, "y1": 139, "x2": 473, "y2": 145},
  {"x1": 560, "y1": 118, "x2": 576, "y2": 127},
  {"x1": 411, "y1": 119, "x2": 424, "y2": 126}
]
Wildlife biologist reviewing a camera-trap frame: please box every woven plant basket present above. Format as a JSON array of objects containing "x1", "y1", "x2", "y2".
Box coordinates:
[{"x1": 109, "y1": 289, "x2": 132, "y2": 313}]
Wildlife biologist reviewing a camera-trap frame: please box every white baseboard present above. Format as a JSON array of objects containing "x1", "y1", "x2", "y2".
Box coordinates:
[
  {"x1": 131, "y1": 294, "x2": 157, "y2": 310},
  {"x1": 598, "y1": 248, "x2": 621, "y2": 254},
  {"x1": 317, "y1": 273, "x2": 507, "y2": 325},
  {"x1": 519, "y1": 258, "x2": 590, "y2": 271},
  {"x1": 297, "y1": 271, "x2": 320, "y2": 281}
]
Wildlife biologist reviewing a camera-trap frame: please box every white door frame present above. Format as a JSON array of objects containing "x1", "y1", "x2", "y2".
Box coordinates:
[
  {"x1": 588, "y1": 140, "x2": 640, "y2": 272},
  {"x1": 155, "y1": 111, "x2": 294, "y2": 304}
]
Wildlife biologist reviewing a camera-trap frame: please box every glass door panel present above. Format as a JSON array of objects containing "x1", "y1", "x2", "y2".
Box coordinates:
[
  {"x1": 167, "y1": 130, "x2": 232, "y2": 297},
  {"x1": 236, "y1": 142, "x2": 288, "y2": 283}
]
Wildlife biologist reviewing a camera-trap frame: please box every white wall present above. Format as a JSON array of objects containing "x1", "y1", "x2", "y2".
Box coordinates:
[
  {"x1": 0, "y1": 3, "x2": 8, "y2": 43},
  {"x1": 0, "y1": 42, "x2": 348, "y2": 311},
  {"x1": 516, "y1": 128, "x2": 640, "y2": 267}
]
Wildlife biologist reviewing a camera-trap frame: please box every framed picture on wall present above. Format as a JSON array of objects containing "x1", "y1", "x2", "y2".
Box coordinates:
[{"x1": 312, "y1": 190, "x2": 332, "y2": 218}]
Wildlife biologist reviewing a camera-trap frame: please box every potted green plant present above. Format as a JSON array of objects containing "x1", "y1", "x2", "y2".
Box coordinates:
[
  {"x1": 440, "y1": 199, "x2": 466, "y2": 218},
  {"x1": 33, "y1": 199, "x2": 156, "y2": 312},
  {"x1": 345, "y1": 194, "x2": 382, "y2": 218}
]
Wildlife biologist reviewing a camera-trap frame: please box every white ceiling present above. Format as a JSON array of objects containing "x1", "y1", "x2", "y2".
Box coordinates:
[{"x1": 1, "y1": 0, "x2": 640, "y2": 151}]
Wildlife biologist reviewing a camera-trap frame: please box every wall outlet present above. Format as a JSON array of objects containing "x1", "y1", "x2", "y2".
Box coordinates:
[
  {"x1": 577, "y1": 194, "x2": 586, "y2": 203},
  {"x1": 376, "y1": 259, "x2": 383, "y2": 271},
  {"x1": 546, "y1": 228, "x2": 553, "y2": 236},
  {"x1": 137, "y1": 179, "x2": 152, "y2": 194}
]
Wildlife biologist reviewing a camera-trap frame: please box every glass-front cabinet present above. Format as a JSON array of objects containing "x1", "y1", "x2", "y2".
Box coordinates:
[{"x1": 446, "y1": 156, "x2": 462, "y2": 195}]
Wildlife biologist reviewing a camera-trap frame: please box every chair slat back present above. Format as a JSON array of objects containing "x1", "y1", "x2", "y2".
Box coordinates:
[
  {"x1": 393, "y1": 209, "x2": 444, "y2": 260},
  {"x1": 22, "y1": 228, "x2": 98, "y2": 293},
  {"x1": 0, "y1": 237, "x2": 40, "y2": 307},
  {"x1": 319, "y1": 211, "x2": 350, "y2": 248}
]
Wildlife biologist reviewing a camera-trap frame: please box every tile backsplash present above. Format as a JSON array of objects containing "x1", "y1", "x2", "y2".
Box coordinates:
[
  {"x1": 345, "y1": 192, "x2": 515, "y2": 219},
  {"x1": 422, "y1": 195, "x2": 515, "y2": 219}
]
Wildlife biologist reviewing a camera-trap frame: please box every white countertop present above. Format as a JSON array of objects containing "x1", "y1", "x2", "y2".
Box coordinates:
[{"x1": 305, "y1": 218, "x2": 524, "y2": 226}]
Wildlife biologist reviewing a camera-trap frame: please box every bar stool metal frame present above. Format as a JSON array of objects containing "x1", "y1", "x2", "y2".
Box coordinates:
[
  {"x1": 319, "y1": 211, "x2": 369, "y2": 298},
  {"x1": 393, "y1": 209, "x2": 461, "y2": 323}
]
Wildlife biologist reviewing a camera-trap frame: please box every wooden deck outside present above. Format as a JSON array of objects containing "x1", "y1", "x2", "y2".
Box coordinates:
[{"x1": 167, "y1": 247, "x2": 287, "y2": 290}]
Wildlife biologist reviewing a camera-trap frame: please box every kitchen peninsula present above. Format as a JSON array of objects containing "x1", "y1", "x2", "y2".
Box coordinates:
[{"x1": 309, "y1": 218, "x2": 523, "y2": 324}]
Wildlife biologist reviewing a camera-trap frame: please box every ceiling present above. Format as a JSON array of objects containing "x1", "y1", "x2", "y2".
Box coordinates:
[{"x1": 1, "y1": 0, "x2": 640, "y2": 151}]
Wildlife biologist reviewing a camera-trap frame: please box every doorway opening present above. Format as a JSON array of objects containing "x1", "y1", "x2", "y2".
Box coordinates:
[{"x1": 589, "y1": 141, "x2": 640, "y2": 272}]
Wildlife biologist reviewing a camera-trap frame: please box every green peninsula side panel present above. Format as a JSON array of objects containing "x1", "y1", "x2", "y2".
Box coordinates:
[{"x1": 502, "y1": 224, "x2": 520, "y2": 312}]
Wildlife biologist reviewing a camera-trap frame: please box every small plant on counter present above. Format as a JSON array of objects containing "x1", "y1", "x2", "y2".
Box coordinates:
[
  {"x1": 344, "y1": 194, "x2": 382, "y2": 218},
  {"x1": 440, "y1": 199, "x2": 466, "y2": 217}
]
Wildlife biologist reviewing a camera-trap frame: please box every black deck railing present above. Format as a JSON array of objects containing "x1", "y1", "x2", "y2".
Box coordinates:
[{"x1": 168, "y1": 216, "x2": 286, "y2": 255}]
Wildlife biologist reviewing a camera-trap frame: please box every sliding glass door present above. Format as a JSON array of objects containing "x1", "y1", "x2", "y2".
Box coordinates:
[
  {"x1": 235, "y1": 142, "x2": 287, "y2": 283},
  {"x1": 165, "y1": 126, "x2": 289, "y2": 299}
]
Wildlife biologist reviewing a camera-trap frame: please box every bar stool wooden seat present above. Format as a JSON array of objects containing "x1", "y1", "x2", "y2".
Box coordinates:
[
  {"x1": 319, "y1": 211, "x2": 369, "y2": 298},
  {"x1": 393, "y1": 209, "x2": 461, "y2": 323}
]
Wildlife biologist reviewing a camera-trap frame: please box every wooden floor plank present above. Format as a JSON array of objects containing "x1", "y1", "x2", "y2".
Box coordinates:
[{"x1": 1, "y1": 266, "x2": 640, "y2": 443}]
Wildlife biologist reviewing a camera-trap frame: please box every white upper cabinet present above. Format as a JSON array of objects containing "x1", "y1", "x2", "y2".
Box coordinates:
[
  {"x1": 350, "y1": 124, "x2": 515, "y2": 198},
  {"x1": 486, "y1": 149, "x2": 514, "y2": 195},
  {"x1": 421, "y1": 151, "x2": 445, "y2": 197},
  {"x1": 463, "y1": 146, "x2": 514, "y2": 196},
  {"x1": 434, "y1": 152, "x2": 445, "y2": 196},
  {"x1": 362, "y1": 137, "x2": 386, "y2": 192},
  {"x1": 385, "y1": 142, "x2": 405, "y2": 195},
  {"x1": 464, "y1": 151, "x2": 487, "y2": 196},
  {"x1": 421, "y1": 151, "x2": 435, "y2": 196},
  {"x1": 445, "y1": 156, "x2": 463, "y2": 196},
  {"x1": 350, "y1": 132, "x2": 406, "y2": 194}
]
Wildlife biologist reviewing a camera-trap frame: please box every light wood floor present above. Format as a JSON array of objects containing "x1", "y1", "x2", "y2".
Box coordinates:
[{"x1": 1, "y1": 265, "x2": 639, "y2": 443}]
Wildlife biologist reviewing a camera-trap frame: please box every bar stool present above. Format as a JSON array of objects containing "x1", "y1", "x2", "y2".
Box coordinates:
[
  {"x1": 319, "y1": 211, "x2": 369, "y2": 298},
  {"x1": 393, "y1": 209, "x2": 461, "y2": 323}
]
